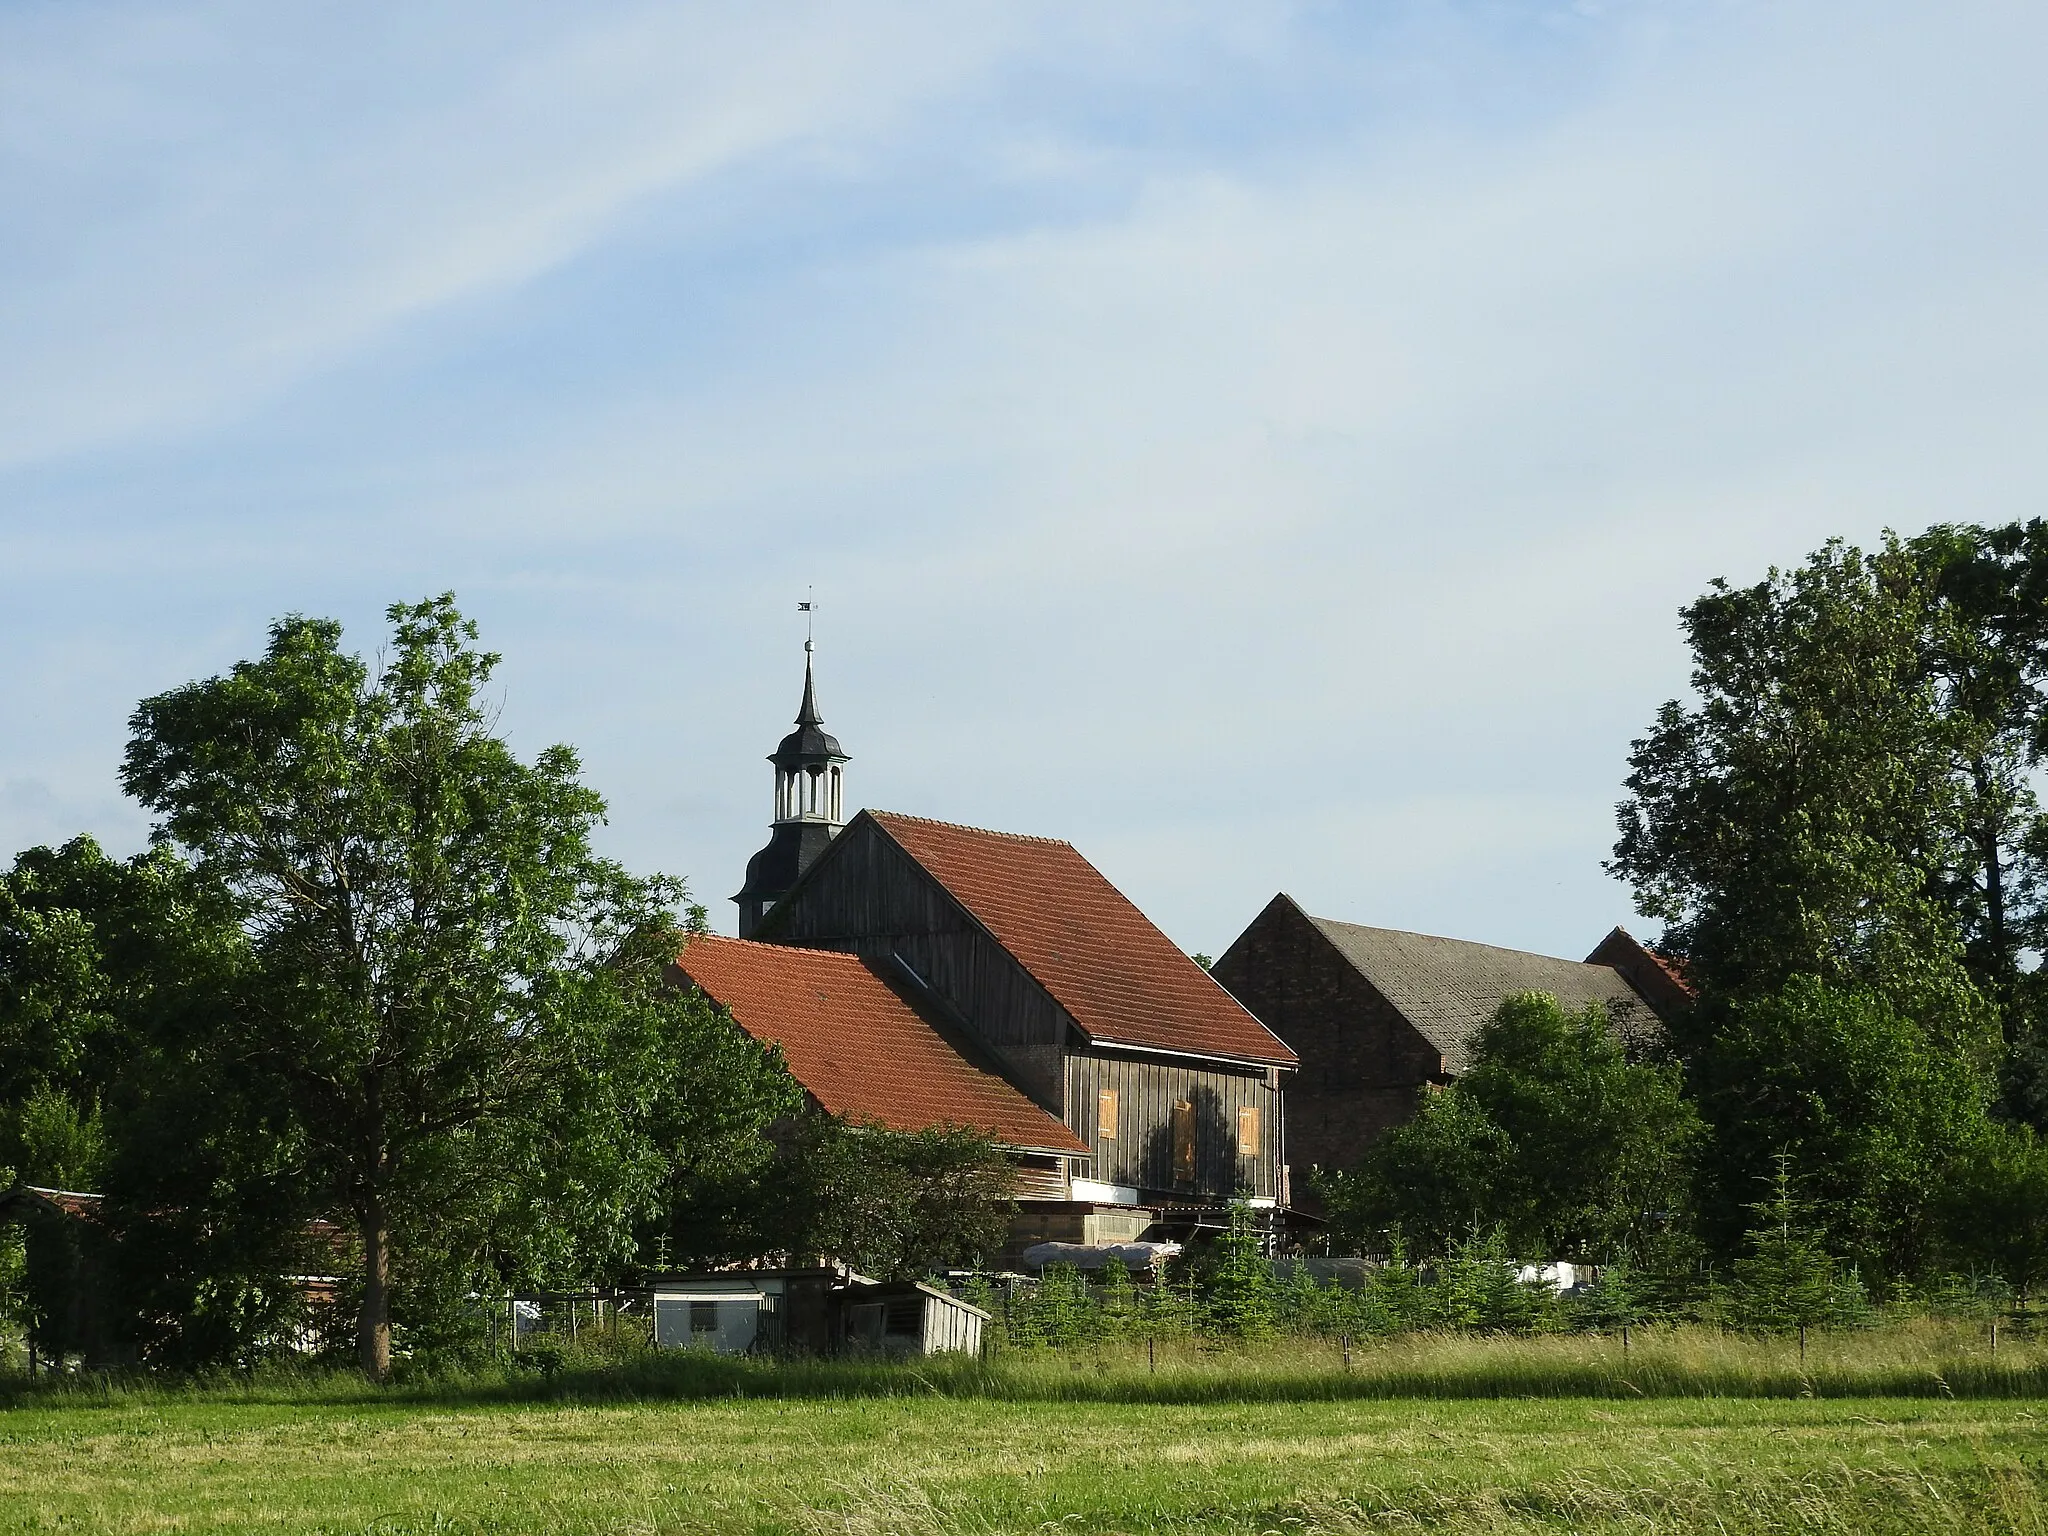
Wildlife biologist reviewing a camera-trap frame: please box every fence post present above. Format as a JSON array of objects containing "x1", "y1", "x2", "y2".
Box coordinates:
[
  {"x1": 1798, "y1": 1324, "x2": 1807, "y2": 1365},
  {"x1": 1621, "y1": 1324, "x2": 1630, "y2": 1358},
  {"x1": 1148, "y1": 1336, "x2": 1155, "y2": 1374},
  {"x1": 1992, "y1": 1317, "x2": 2000, "y2": 1354},
  {"x1": 1341, "y1": 1332, "x2": 1351, "y2": 1371}
]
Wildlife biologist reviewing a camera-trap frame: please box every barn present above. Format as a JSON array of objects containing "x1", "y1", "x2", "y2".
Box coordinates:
[
  {"x1": 749, "y1": 809, "x2": 1298, "y2": 1250},
  {"x1": 1211, "y1": 896, "x2": 1684, "y2": 1201}
]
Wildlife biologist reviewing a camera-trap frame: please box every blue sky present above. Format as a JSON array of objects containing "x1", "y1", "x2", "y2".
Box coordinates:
[{"x1": 4, "y1": 0, "x2": 2046, "y2": 960}]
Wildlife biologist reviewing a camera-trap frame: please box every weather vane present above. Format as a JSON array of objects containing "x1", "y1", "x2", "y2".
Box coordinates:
[{"x1": 798, "y1": 589, "x2": 816, "y2": 651}]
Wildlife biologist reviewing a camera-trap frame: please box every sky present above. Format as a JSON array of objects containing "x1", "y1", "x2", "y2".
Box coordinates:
[{"x1": 4, "y1": 0, "x2": 2046, "y2": 962}]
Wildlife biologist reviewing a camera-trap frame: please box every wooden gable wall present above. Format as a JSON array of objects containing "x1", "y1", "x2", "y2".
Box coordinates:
[
  {"x1": 763, "y1": 816, "x2": 1288, "y2": 1203},
  {"x1": 757, "y1": 817, "x2": 1071, "y2": 1111}
]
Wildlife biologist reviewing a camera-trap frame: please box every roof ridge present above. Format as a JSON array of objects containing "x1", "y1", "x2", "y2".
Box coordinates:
[
  {"x1": 866, "y1": 809, "x2": 1074, "y2": 848},
  {"x1": 1307, "y1": 913, "x2": 1604, "y2": 971}
]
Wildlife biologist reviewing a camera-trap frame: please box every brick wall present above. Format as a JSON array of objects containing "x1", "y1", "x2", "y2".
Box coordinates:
[{"x1": 1212, "y1": 895, "x2": 1443, "y2": 1203}]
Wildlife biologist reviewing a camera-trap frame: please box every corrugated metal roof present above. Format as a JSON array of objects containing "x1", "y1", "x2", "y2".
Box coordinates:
[
  {"x1": 674, "y1": 934, "x2": 1089, "y2": 1155},
  {"x1": 868, "y1": 812, "x2": 1297, "y2": 1067},
  {"x1": 1306, "y1": 915, "x2": 1652, "y2": 1074}
]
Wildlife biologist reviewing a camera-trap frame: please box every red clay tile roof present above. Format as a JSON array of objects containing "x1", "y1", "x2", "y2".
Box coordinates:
[
  {"x1": 0, "y1": 1186, "x2": 104, "y2": 1222},
  {"x1": 1584, "y1": 926, "x2": 1696, "y2": 1015},
  {"x1": 867, "y1": 812, "x2": 1297, "y2": 1067},
  {"x1": 673, "y1": 934, "x2": 1088, "y2": 1155}
]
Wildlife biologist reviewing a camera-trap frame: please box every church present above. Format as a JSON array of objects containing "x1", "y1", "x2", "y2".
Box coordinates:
[{"x1": 680, "y1": 643, "x2": 1296, "y2": 1254}]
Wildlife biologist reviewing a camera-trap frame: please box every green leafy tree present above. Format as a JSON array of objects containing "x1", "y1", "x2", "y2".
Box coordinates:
[
  {"x1": 1319, "y1": 994, "x2": 1698, "y2": 1261},
  {"x1": 765, "y1": 1119, "x2": 1015, "y2": 1279},
  {"x1": 1612, "y1": 536, "x2": 1988, "y2": 1014},
  {"x1": 118, "y1": 595, "x2": 705, "y2": 1378},
  {"x1": 0, "y1": 837, "x2": 298, "y2": 1367},
  {"x1": 1697, "y1": 977, "x2": 1995, "y2": 1276},
  {"x1": 0, "y1": 837, "x2": 228, "y2": 1181},
  {"x1": 1938, "y1": 1125, "x2": 2048, "y2": 1297},
  {"x1": 1907, "y1": 521, "x2": 2048, "y2": 1049},
  {"x1": 642, "y1": 998, "x2": 808, "y2": 1270},
  {"x1": 3, "y1": 1088, "x2": 106, "y2": 1192},
  {"x1": 1317, "y1": 1087, "x2": 1508, "y2": 1258},
  {"x1": 1610, "y1": 536, "x2": 2013, "y2": 1266}
]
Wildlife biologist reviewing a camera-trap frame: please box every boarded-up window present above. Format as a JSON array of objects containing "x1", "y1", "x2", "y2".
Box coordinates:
[
  {"x1": 1172, "y1": 1099, "x2": 1196, "y2": 1184},
  {"x1": 1237, "y1": 1105, "x2": 1261, "y2": 1157},
  {"x1": 1097, "y1": 1087, "x2": 1119, "y2": 1140},
  {"x1": 884, "y1": 1297, "x2": 922, "y2": 1337}
]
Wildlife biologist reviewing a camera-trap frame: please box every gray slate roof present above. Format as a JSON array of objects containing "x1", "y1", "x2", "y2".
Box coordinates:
[{"x1": 1306, "y1": 915, "x2": 1653, "y2": 1074}]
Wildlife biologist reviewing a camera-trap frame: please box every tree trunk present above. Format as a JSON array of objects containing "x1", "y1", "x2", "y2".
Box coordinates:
[
  {"x1": 1972, "y1": 757, "x2": 2017, "y2": 1044},
  {"x1": 359, "y1": 1206, "x2": 392, "y2": 1382}
]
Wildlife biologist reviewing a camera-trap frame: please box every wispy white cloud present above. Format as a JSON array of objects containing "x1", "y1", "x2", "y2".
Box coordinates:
[{"x1": 0, "y1": 2, "x2": 1061, "y2": 466}]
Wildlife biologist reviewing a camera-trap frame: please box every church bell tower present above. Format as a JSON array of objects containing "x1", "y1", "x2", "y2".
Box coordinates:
[{"x1": 732, "y1": 639, "x2": 850, "y2": 937}]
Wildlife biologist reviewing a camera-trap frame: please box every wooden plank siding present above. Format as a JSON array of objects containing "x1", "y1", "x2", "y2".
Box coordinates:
[
  {"x1": 1066, "y1": 1051, "x2": 1282, "y2": 1200},
  {"x1": 761, "y1": 818, "x2": 1074, "y2": 1110},
  {"x1": 762, "y1": 815, "x2": 1284, "y2": 1203}
]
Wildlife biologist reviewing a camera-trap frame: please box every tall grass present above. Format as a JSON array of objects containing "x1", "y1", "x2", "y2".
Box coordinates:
[{"x1": 4, "y1": 1318, "x2": 2042, "y2": 1408}]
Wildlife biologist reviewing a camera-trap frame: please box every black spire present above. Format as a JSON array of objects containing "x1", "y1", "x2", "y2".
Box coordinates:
[
  {"x1": 796, "y1": 644, "x2": 822, "y2": 726},
  {"x1": 734, "y1": 640, "x2": 852, "y2": 937},
  {"x1": 771, "y1": 642, "x2": 844, "y2": 769}
]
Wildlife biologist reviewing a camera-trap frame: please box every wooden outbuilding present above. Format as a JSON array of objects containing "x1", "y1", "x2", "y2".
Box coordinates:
[
  {"x1": 1211, "y1": 896, "x2": 1681, "y2": 1202},
  {"x1": 646, "y1": 1266, "x2": 987, "y2": 1356}
]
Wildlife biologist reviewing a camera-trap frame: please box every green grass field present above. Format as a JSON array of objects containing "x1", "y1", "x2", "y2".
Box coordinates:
[{"x1": 4, "y1": 1328, "x2": 2048, "y2": 1534}]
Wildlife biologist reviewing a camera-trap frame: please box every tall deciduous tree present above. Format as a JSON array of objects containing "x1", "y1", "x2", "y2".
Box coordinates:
[
  {"x1": 1611, "y1": 537, "x2": 1983, "y2": 1013},
  {"x1": 1908, "y1": 522, "x2": 2048, "y2": 1118},
  {"x1": 119, "y1": 595, "x2": 705, "y2": 1378},
  {"x1": 1610, "y1": 535, "x2": 2012, "y2": 1265}
]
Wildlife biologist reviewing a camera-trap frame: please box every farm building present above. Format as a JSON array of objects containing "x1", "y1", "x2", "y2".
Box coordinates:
[
  {"x1": 647, "y1": 1266, "x2": 987, "y2": 1356},
  {"x1": 718, "y1": 650, "x2": 1297, "y2": 1250},
  {"x1": 742, "y1": 804, "x2": 1298, "y2": 1249},
  {"x1": 1211, "y1": 896, "x2": 1684, "y2": 1201}
]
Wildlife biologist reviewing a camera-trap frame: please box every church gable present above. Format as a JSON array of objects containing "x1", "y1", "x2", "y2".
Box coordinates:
[
  {"x1": 760, "y1": 811, "x2": 1293, "y2": 1204},
  {"x1": 757, "y1": 812, "x2": 1074, "y2": 1110},
  {"x1": 862, "y1": 812, "x2": 1296, "y2": 1069}
]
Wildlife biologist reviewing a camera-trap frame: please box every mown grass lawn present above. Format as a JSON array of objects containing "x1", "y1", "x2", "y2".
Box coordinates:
[
  {"x1": 4, "y1": 1330, "x2": 2048, "y2": 1534},
  {"x1": 0, "y1": 1393, "x2": 2045, "y2": 1535}
]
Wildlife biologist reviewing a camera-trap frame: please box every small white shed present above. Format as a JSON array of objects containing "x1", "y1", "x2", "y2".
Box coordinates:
[{"x1": 650, "y1": 1277, "x2": 774, "y2": 1354}]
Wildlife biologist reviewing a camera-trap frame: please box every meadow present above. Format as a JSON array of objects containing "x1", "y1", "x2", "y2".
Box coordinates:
[{"x1": 3, "y1": 1326, "x2": 2048, "y2": 1534}]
